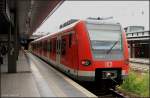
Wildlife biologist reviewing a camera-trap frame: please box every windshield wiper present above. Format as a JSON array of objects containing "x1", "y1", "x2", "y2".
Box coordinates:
[{"x1": 106, "y1": 40, "x2": 119, "y2": 54}]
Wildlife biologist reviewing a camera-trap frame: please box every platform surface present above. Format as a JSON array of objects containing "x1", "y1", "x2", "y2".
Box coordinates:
[
  {"x1": 1, "y1": 51, "x2": 40, "y2": 97},
  {"x1": 1, "y1": 50, "x2": 96, "y2": 97}
]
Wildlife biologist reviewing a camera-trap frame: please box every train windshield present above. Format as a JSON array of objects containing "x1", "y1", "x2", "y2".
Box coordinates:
[{"x1": 86, "y1": 23, "x2": 123, "y2": 60}]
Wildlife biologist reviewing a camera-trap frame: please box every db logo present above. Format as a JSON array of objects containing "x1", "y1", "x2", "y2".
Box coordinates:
[{"x1": 105, "y1": 62, "x2": 112, "y2": 68}]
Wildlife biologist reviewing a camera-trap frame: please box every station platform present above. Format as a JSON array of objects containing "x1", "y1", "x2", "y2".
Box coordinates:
[
  {"x1": 129, "y1": 58, "x2": 150, "y2": 65},
  {"x1": 1, "y1": 50, "x2": 96, "y2": 97}
]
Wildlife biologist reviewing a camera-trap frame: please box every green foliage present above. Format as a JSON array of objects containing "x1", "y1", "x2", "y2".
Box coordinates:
[{"x1": 120, "y1": 71, "x2": 149, "y2": 97}]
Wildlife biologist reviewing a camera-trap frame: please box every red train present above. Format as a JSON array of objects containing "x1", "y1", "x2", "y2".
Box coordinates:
[{"x1": 30, "y1": 18, "x2": 129, "y2": 88}]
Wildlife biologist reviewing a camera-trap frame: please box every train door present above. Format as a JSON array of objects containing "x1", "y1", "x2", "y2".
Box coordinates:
[
  {"x1": 56, "y1": 36, "x2": 61, "y2": 66},
  {"x1": 44, "y1": 40, "x2": 47, "y2": 57},
  {"x1": 42, "y1": 41, "x2": 44, "y2": 56},
  {"x1": 70, "y1": 32, "x2": 78, "y2": 79},
  {"x1": 40, "y1": 41, "x2": 42, "y2": 56},
  {"x1": 47, "y1": 39, "x2": 50, "y2": 59}
]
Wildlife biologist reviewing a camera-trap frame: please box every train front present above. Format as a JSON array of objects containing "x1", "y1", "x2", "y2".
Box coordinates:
[
  {"x1": 77, "y1": 20, "x2": 129, "y2": 88},
  {"x1": 87, "y1": 21, "x2": 129, "y2": 87}
]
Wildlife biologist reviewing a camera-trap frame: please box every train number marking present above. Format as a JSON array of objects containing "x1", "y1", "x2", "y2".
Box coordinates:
[{"x1": 105, "y1": 62, "x2": 112, "y2": 68}]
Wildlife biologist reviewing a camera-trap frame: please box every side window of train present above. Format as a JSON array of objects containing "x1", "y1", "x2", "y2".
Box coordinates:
[
  {"x1": 47, "y1": 41, "x2": 50, "y2": 52},
  {"x1": 44, "y1": 41, "x2": 46, "y2": 51},
  {"x1": 49, "y1": 41, "x2": 52, "y2": 52},
  {"x1": 41, "y1": 42, "x2": 43, "y2": 50},
  {"x1": 33, "y1": 43, "x2": 38, "y2": 49},
  {"x1": 50, "y1": 41, "x2": 53, "y2": 52},
  {"x1": 40, "y1": 42, "x2": 42, "y2": 50},
  {"x1": 61, "y1": 38, "x2": 66, "y2": 55},
  {"x1": 69, "y1": 33, "x2": 72, "y2": 48},
  {"x1": 44, "y1": 41, "x2": 47, "y2": 51},
  {"x1": 38, "y1": 42, "x2": 42, "y2": 49},
  {"x1": 46, "y1": 41, "x2": 48, "y2": 51},
  {"x1": 53, "y1": 39, "x2": 56, "y2": 53},
  {"x1": 36, "y1": 43, "x2": 38, "y2": 49},
  {"x1": 43, "y1": 41, "x2": 45, "y2": 50}
]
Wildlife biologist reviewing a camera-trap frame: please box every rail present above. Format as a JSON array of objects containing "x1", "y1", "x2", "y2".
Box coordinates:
[
  {"x1": 129, "y1": 58, "x2": 149, "y2": 72},
  {"x1": 109, "y1": 88, "x2": 128, "y2": 98}
]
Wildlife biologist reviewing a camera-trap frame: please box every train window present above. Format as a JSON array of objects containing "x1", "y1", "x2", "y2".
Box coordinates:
[
  {"x1": 43, "y1": 41, "x2": 47, "y2": 51},
  {"x1": 61, "y1": 38, "x2": 66, "y2": 55},
  {"x1": 33, "y1": 43, "x2": 38, "y2": 49},
  {"x1": 50, "y1": 41, "x2": 52, "y2": 52},
  {"x1": 43, "y1": 41, "x2": 45, "y2": 50},
  {"x1": 45, "y1": 41, "x2": 47, "y2": 51},
  {"x1": 32, "y1": 44, "x2": 34, "y2": 50},
  {"x1": 34, "y1": 43, "x2": 36, "y2": 50},
  {"x1": 69, "y1": 33, "x2": 72, "y2": 48},
  {"x1": 44, "y1": 41, "x2": 46, "y2": 51},
  {"x1": 48, "y1": 41, "x2": 52, "y2": 52},
  {"x1": 47, "y1": 41, "x2": 51, "y2": 52},
  {"x1": 40, "y1": 42, "x2": 42, "y2": 49},
  {"x1": 47, "y1": 41, "x2": 50, "y2": 51},
  {"x1": 53, "y1": 40, "x2": 56, "y2": 53},
  {"x1": 41, "y1": 42, "x2": 43, "y2": 49},
  {"x1": 86, "y1": 23, "x2": 123, "y2": 60},
  {"x1": 38, "y1": 43, "x2": 40, "y2": 48},
  {"x1": 34, "y1": 43, "x2": 37, "y2": 49},
  {"x1": 36, "y1": 43, "x2": 38, "y2": 49}
]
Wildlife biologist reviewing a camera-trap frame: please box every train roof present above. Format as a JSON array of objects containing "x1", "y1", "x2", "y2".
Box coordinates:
[
  {"x1": 31, "y1": 20, "x2": 81, "y2": 43},
  {"x1": 85, "y1": 18, "x2": 120, "y2": 25},
  {"x1": 31, "y1": 18, "x2": 120, "y2": 43}
]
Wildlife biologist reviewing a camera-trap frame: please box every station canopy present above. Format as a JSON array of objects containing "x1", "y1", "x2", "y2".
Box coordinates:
[{"x1": 0, "y1": 0, "x2": 64, "y2": 39}]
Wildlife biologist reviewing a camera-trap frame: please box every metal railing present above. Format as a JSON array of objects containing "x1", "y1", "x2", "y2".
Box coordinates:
[{"x1": 126, "y1": 30, "x2": 150, "y2": 41}]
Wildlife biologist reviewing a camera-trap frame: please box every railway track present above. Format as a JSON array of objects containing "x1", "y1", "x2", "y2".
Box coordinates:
[
  {"x1": 78, "y1": 81, "x2": 128, "y2": 98},
  {"x1": 29, "y1": 52, "x2": 131, "y2": 97},
  {"x1": 109, "y1": 88, "x2": 128, "y2": 98},
  {"x1": 129, "y1": 62, "x2": 149, "y2": 72}
]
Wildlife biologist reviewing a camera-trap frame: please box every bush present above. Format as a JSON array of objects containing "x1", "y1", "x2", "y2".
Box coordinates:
[{"x1": 120, "y1": 71, "x2": 149, "y2": 97}]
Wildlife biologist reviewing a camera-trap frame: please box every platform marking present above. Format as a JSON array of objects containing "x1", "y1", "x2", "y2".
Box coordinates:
[
  {"x1": 30, "y1": 59, "x2": 56, "y2": 97},
  {"x1": 27, "y1": 53, "x2": 97, "y2": 97},
  {"x1": 28, "y1": 53, "x2": 67, "y2": 97}
]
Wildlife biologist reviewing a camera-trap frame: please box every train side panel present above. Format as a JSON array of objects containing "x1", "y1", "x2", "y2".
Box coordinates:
[
  {"x1": 30, "y1": 20, "x2": 129, "y2": 84},
  {"x1": 60, "y1": 30, "x2": 79, "y2": 77},
  {"x1": 51, "y1": 37, "x2": 57, "y2": 61},
  {"x1": 74, "y1": 21, "x2": 95, "y2": 81},
  {"x1": 122, "y1": 32, "x2": 129, "y2": 76}
]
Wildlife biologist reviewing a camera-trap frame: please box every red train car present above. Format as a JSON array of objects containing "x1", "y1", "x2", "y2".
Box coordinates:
[{"x1": 30, "y1": 18, "x2": 129, "y2": 88}]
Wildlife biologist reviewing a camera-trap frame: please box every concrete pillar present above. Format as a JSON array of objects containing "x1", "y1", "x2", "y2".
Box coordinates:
[
  {"x1": 130, "y1": 42, "x2": 134, "y2": 58},
  {"x1": 131, "y1": 42, "x2": 135, "y2": 58},
  {"x1": 14, "y1": 23, "x2": 18, "y2": 62},
  {"x1": 8, "y1": 23, "x2": 16, "y2": 73},
  {"x1": 130, "y1": 42, "x2": 132, "y2": 58},
  {"x1": 128, "y1": 42, "x2": 131, "y2": 58},
  {"x1": 14, "y1": 19, "x2": 19, "y2": 61},
  {"x1": 8, "y1": 7, "x2": 19, "y2": 73}
]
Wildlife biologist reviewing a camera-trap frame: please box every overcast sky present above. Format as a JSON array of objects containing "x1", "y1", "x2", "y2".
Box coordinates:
[{"x1": 33, "y1": 1, "x2": 149, "y2": 35}]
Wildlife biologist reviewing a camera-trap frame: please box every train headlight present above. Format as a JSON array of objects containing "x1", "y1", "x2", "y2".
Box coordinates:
[{"x1": 81, "y1": 60, "x2": 91, "y2": 66}]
